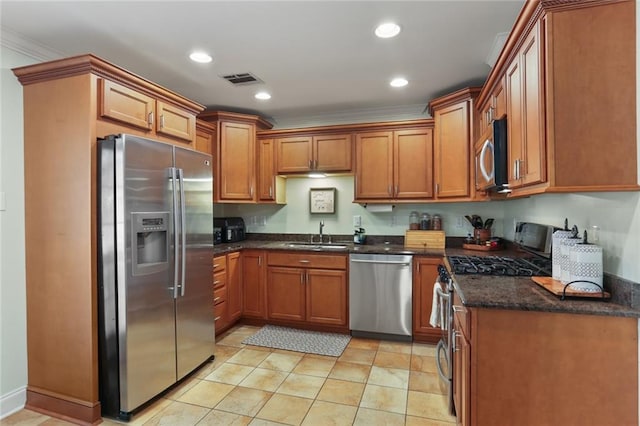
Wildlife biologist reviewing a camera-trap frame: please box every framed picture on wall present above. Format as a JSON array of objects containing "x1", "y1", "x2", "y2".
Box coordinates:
[{"x1": 309, "y1": 187, "x2": 336, "y2": 214}]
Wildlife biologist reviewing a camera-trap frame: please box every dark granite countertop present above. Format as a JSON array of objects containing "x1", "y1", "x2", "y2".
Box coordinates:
[
  {"x1": 212, "y1": 236, "x2": 640, "y2": 318},
  {"x1": 452, "y1": 274, "x2": 640, "y2": 318},
  {"x1": 213, "y1": 239, "x2": 444, "y2": 257}
]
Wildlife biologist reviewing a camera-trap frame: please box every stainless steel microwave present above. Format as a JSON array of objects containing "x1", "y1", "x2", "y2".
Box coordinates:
[{"x1": 475, "y1": 117, "x2": 509, "y2": 193}]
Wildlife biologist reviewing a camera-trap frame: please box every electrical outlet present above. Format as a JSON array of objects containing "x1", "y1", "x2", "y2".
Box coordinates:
[
  {"x1": 353, "y1": 215, "x2": 362, "y2": 227},
  {"x1": 391, "y1": 215, "x2": 397, "y2": 226},
  {"x1": 455, "y1": 216, "x2": 464, "y2": 229}
]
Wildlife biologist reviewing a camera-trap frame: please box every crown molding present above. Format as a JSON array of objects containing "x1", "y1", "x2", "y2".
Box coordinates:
[
  {"x1": 269, "y1": 103, "x2": 429, "y2": 130},
  {"x1": 0, "y1": 27, "x2": 64, "y2": 62},
  {"x1": 485, "y1": 32, "x2": 509, "y2": 68}
]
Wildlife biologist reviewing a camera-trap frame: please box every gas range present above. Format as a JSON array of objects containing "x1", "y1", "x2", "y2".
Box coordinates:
[{"x1": 448, "y1": 255, "x2": 551, "y2": 277}]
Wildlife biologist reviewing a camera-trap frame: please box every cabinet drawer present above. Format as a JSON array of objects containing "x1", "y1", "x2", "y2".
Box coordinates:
[
  {"x1": 214, "y1": 300, "x2": 227, "y2": 323},
  {"x1": 213, "y1": 256, "x2": 226, "y2": 273},
  {"x1": 267, "y1": 252, "x2": 347, "y2": 270},
  {"x1": 156, "y1": 101, "x2": 195, "y2": 142},
  {"x1": 214, "y1": 271, "x2": 226, "y2": 289},
  {"x1": 99, "y1": 79, "x2": 154, "y2": 130},
  {"x1": 214, "y1": 285, "x2": 227, "y2": 305}
]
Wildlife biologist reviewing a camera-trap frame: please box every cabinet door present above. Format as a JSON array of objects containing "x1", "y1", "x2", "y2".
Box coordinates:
[
  {"x1": 493, "y1": 79, "x2": 506, "y2": 121},
  {"x1": 305, "y1": 269, "x2": 347, "y2": 326},
  {"x1": 156, "y1": 101, "x2": 195, "y2": 143},
  {"x1": 267, "y1": 267, "x2": 305, "y2": 321},
  {"x1": 226, "y1": 252, "x2": 242, "y2": 323},
  {"x1": 520, "y1": 24, "x2": 545, "y2": 187},
  {"x1": 258, "y1": 138, "x2": 276, "y2": 201},
  {"x1": 219, "y1": 121, "x2": 256, "y2": 200},
  {"x1": 313, "y1": 134, "x2": 352, "y2": 172},
  {"x1": 242, "y1": 250, "x2": 266, "y2": 319},
  {"x1": 453, "y1": 315, "x2": 471, "y2": 426},
  {"x1": 394, "y1": 129, "x2": 433, "y2": 199},
  {"x1": 195, "y1": 120, "x2": 215, "y2": 155},
  {"x1": 412, "y1": 257, "x2": 441, "y2": 341},
  {"x1": 434, "y1": 102, "x2": 471, "y2": 198},
  {"x1": 99, "y1": 79, "x2": 154, "y2": 130},
  {"x1": 506, "y1": 58, "x2": 523, "y2": 188},
  {"x1": 276, "y1": 136, "x2": 312, "y2": 173},
  {"x1": 355, "y1": 131, "x2": 393, "y2": 200}
]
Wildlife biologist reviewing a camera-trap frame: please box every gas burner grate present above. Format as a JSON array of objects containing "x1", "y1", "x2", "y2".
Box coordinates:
[{"x1": 448, "y1": 255, "x2": 550, "y2": 277}]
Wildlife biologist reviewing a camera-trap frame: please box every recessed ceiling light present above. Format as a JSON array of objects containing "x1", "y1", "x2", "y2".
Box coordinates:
[
  {"x1": 390, "y1": 77, "x2": 408, "y2": 88},
  {"x1": 255, "y1": 92, "x2": 271, "y2": 100},
  {"x1": 375, "y1": 22, "x2": 401, "y2": 38},
  {"x1": 189, "y1": 51, "x2": 212, "y2": 64}
]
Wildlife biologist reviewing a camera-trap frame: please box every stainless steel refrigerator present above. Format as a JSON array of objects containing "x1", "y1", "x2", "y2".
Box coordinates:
[{"x1": 97, "y1": 134, "x2": 214, "y2": 420}]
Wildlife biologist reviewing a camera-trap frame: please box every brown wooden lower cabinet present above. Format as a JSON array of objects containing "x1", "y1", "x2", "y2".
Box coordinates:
[
  {"x1": 265, "y1": 252, "x2": 348, "y2": 329},
  {"x1": 452, "y1": 290, "x2": 638, "y2": 425},
  {"x1": 412, "y1": 256, "x2": 443, "y2": 343},
  {"x1": 266, "y1": 267, "x2": 307, "y2": 321},
  {"x1": 242, "y1": 250, "x2": 267, "y2": 319},
  {"x1": 213, "y1": 251, "x2": 242, "y2": 336}
]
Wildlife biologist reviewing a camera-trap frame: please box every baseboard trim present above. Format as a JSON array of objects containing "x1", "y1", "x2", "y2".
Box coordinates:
[
  {"x1": 0, "y1": 386, "x2": 27, "y2": 420},
  {"x1": 25, "y1": 389, "x2": 101, "y2": 425}
]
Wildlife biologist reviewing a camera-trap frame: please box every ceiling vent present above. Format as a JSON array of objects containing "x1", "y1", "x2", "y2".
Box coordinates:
[{"x1": 220, "y1": 72, "x2": 263, "y2": 86}]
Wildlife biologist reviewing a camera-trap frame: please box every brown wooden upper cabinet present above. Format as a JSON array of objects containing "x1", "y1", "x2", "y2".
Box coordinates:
[
  {"x1": 198, "y1": 111, "x2": 273, "y2": 203},
  {"x1": 258, "y1": 138, "x2": 286, "y2": 203},
  {"x1": 276, "y1": 133, "x2": 352, "y2": 174},
  {"x1": 477, "y1": 0, "x2": 638, "y2": 196},
  {"x1": 479, "y1": 78, "x2": 506, "y2": 131},
  {"x1": 505, "y1": 21, "x2": 545, "y2": 190},
  {"x1": 195, "y1": 119, "x2": 216, "y2": 156},
  {"x1": 429, "y1": 87, "x2": 480, "y2": 201},
  {"x1": 99, "y1": 78, "x2": 196, "y2": 144},
  {"x1": 354, "y1": 126, "x2": 433, "y2": 202}
]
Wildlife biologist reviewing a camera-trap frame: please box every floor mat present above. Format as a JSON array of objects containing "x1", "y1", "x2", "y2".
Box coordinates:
[{"x1": 241, "y1": 325, "x2": 351, "y2": 357}]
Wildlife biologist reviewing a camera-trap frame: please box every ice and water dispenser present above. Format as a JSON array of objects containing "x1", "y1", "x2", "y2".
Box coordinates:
[{"x1": 131, "y1": 211, "x2": 170, "y2": 275}]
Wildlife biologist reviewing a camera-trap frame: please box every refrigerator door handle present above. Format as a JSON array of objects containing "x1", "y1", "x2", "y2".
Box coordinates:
[
  {"x1": 179, "y1": 168, "x2": 187, "y2": 296},
  {"x1": 171, "y1": 167, "x2": 180, "y2": 299}
]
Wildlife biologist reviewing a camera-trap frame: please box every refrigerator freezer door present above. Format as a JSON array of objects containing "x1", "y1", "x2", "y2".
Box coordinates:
[
  {"x1": 118, "y1": 135, "x2": 177, "y2": 412},
  {"x1": 174, "y1": 147, "x2": 214, "y2": 380}
]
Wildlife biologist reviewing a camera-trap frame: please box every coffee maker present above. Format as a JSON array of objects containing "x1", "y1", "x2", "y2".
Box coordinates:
[{"x1": 213, "y1": 217, "x2": 246, "y2": 243}]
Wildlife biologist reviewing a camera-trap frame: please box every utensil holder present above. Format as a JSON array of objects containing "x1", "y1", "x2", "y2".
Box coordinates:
[{"x1": 473, "y1": 228, "x2": 491, "y2": 243}]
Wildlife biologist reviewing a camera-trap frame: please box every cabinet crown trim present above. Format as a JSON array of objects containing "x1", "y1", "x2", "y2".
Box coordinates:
[
  {"x1": 12, "y1": 53, "x2": 205, "y2": 114},
  {"x1": 199, "y1": 110, "x2": 274, "y2": 130},
  {"x1": 428, "y1": 87, "x2": 481, "y2": 114},
  {"x1": 258, "y1": 118, "x2": 434, "y2": 138}
]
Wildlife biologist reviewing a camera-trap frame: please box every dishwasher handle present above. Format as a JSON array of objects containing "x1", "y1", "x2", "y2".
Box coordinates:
[{"x1": 350, "y1": 259, "x2": 411, "y2": 266}]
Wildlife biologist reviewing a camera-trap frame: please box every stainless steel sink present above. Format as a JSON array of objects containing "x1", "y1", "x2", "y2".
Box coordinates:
[{"x1": 284, "y1": 242, "x2": 348, "y2": 249}]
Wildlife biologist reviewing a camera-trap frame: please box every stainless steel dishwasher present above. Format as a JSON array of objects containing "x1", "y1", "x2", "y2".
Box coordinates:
[{"x1": 349, "y1": 253, "x2": 413, "y2": 340}]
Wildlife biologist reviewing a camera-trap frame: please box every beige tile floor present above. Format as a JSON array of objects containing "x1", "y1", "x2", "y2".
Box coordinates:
[{"x1": 2, "y1": 325, "x2": 456, "y2": 426}]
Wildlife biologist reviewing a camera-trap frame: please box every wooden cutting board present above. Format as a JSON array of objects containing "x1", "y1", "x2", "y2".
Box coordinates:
[
  {"x1": 404, "y1": 230, "x2": 445, "y2": 249},
  {"x1": 532, "y1": 276, "x2": 610, "y2": 299}
]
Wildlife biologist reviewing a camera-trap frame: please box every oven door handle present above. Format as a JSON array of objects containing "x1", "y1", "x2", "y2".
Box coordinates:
[{"x1": 435, "y1": 339, "x2": 450, "y2": 383}]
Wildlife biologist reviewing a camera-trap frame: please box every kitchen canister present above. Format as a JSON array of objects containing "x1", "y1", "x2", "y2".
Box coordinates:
[
  {"x1": 568, "y1": 243, "x2": 603, "y2": 292},
  {"x1": 552, "y1": 219, "x2": 573, "y2": 280},
  {"x1": 559, "y1": 226, "x2": 581, "y2": 284}
]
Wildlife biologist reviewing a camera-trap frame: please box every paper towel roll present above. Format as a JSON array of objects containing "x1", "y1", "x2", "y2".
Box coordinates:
[
  {"x1": 568, "y1": 243, "x2": 603, "y2": 292},
  {"x1": 552, "y1": 230, "x2": 573, "y2": 280},
  {"x1": 365, "y1": 204, "x2": 394, "y2": 213}
]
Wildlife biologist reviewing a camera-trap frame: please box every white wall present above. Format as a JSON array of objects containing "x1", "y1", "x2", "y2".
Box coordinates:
[
  {"x1": 222, "y1": 176, "x2": 505, "y2": 240},
  {"x1": 0, "y1": 46, "x2": 34, "y2": 417},
  {"x1": 502, "y1": 193, "x2": 640, "y2": 283}
]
